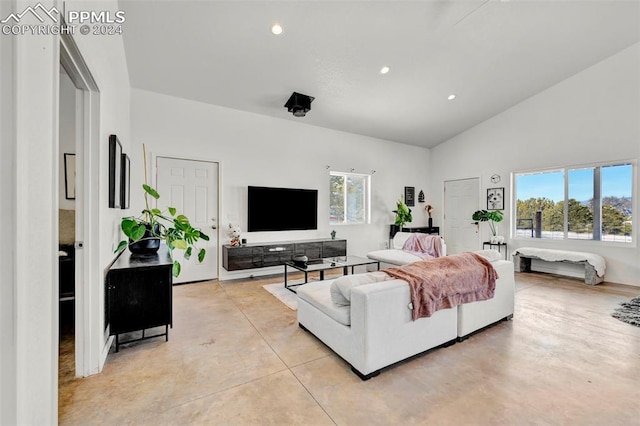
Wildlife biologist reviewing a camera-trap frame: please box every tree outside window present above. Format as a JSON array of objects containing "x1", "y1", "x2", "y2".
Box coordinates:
[
  {"x1": 329, "y1": 171, "x2": 370, "y2": 225},
  {"x1": 514, "y1": 162, "x2": 633, "y2": 243}
]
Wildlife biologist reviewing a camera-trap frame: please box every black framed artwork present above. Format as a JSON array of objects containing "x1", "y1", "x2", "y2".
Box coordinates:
[
  {"x1": 108, "y1": 135, "x2": 122, "y2": 208},
  {"x1": 404, "y1": 186, "x2": 415, "y2": 207},
  {"x1": 487, "y1": 187, "x2": 504, "y2": 210},
  {"x1": 120, "y1": 153, "x2": 130, "y2": 209},
  {"x1": 63, "y1": 153, "x2": 76, "y2": 200}
]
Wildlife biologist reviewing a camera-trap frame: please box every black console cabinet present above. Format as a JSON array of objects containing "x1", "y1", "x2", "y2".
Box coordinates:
[
  {"x1": 223, "y1": 239, "x2": 347, "y2": 271},
  {"x1": 106, "y1": 245, "x2": 173, "y2": 352},
  {"x1": 390, "y1": 225, "x2": 440, "y2": 238}
]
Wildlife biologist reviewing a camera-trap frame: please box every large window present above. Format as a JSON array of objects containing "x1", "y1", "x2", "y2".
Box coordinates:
[
  {"x1": 514, "y1": 162, "x2": 634, "y2": 243},
  {"x1": 329, "y1": 171, "x2": 371, "y2": 225}
]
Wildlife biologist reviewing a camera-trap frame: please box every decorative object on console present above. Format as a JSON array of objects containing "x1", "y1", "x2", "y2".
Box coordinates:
[
  {"x1": 472, "y1": 209, "x2": 504, "y2": 243},
  {"x1": 425, "y1": 204, "x2": 434, "y2": 228},
  {"x1": 404, "y1": 186, "x2": 415, "y2": 207},
  {"x1": 487, "y1": 187, "x2": 504, "y2": 210},
  {"x1": 330, "y1": 230, "x2": 336, "y2": 240},
  {"x1": 115, "y1": 144, "x2": 209, "y2": 277},
  {"x1": 417, "y1": 190, "x2": 425, "y2": 203},
  {"x1": 392, "y1": 196, "x2": 412, "y2": 228},
  {"x1": 228, "y1": 223, "x2": 241, "y2": 247},
  {"x1": 284, "y1": 91, "x2": 314, "y2": 117}
]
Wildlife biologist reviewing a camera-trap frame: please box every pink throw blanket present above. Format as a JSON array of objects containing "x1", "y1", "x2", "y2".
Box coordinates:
[
  {"x1": 402, "y1": 234, "x2": 442, "y2": 260},
  {"x1": 383, "y1": 252, "x2": 498, "y2": 320}
]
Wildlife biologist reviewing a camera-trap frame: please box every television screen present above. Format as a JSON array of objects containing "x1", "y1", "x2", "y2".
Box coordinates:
[{"x1": 248, "y1": 186, "x2": 318, "y2": 232}]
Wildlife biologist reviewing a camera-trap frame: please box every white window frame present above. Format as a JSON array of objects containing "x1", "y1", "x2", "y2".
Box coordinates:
[
  {"x1": 329, "y1": 171, "x2": 371, "y2": 225},
  {"x1": 512, "y1": 159, "x2": 636, "y2": 245}
]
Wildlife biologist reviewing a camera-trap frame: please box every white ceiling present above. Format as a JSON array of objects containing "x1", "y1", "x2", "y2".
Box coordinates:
[{"x1": 120, "y1": 0, "x2": 640, "y2": 148}]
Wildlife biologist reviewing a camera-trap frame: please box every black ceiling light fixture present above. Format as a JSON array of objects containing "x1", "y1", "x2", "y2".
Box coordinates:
[{"x1": 284, "y1": 92, "x2": 314, "y2": 117}]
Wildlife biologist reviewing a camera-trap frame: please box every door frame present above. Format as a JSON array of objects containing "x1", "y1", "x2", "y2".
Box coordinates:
[
  {"x1": 60, "y1": 32, "x2": 103, "y2": 377},
  {"x1": 443, "y1": 177, "x2": 481, "y2": 253},
  {"x1": 151, "y1": 153, "x2": 222, "y2": 280}
]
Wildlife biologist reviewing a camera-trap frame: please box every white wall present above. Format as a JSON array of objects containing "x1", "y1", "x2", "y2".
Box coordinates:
[
  {"x1": 0, "y1": 1, "x2": 18, "y2": 422},
  {"x1": 131, "y1": 89, "x2": 432, "y2": 280},
  {"x1": 429, "y1": 43, "x2": 640, "y2": 286}
]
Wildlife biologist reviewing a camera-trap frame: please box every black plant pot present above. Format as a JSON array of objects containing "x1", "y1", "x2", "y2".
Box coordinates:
[
  {"x1": 129, "y1": 224, "x2": 161, "y2": 255},
  {"x1": 390, "y1": 224, "x2": 401, "y2": 238}
]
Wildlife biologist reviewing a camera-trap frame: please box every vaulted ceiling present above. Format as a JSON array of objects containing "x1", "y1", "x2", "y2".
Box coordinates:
[{"x1": 120, "y1": 0, "x2": 640, "y2": 148}]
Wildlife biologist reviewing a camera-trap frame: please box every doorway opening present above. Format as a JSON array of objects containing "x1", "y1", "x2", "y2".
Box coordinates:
[
  {"x1": 154, "y1": 156, "x2": 221, "y2": 284},
  {"x1": 57, "y1": 65, "x2": 78, "y2": 385},
  {"x1": 444, "y1": 178, "x2": 480, "y2": 254},
  {"x1": 58, "y1": 31, "x2": 101, "y2": 385}
]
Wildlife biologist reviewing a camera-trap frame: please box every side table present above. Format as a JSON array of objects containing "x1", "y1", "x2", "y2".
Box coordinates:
[{"x1": 482, "y1": 242, "x2": 508, "y2": 260}]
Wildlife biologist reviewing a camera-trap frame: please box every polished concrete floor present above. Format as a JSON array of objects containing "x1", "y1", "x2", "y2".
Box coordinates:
[{"x1": 59, "y1": 271, "x2": 640, "y2": 425}]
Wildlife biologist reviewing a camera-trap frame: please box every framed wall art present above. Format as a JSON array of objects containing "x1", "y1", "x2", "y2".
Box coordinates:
[
  {"x1": 120, "y1": 153, "x2": 130, "y2": 209},
  {"x1": 108, "y1": 134, "x2": 122, "y2": 208},
  {"x1": 63, "y1": 153, "x2": 76, "y2": 200},
  {"x1": 404, "y1": 186, "x2": 415, "y2": 207},
  {"x1": 487, "y1": 187, "x2": 504, "y2": 210}
]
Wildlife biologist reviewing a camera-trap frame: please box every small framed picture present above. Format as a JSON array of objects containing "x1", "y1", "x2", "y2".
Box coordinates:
[
  {"x1": 63, "y1": 153, "x2": 76, "y2": 200},
  {"x1": 404, "y1": 186, "x2": 415, "y2": 207},
  {"x1": 487, "y1": 187, "x2": 504, "y2": 210}
]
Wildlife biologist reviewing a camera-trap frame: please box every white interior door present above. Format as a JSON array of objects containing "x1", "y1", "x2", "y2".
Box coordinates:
[
  {"x1": 444, "y1": 178, "x2": 480, "y2": 254},
  {"x1": 156, "y1": 157, "x2": 219, "y2": 284}
]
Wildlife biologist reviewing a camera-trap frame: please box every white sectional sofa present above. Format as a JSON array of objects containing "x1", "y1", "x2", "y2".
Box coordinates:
[
  {"x1": 366, "y1": 232, "x2": 446, "y2": 268},
  {"x1": 297, "y1": 254, "x2": 514, "y2": 379}
]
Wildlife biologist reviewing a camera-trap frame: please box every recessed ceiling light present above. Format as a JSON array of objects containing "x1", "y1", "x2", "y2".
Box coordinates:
[
  {"x1": 271, "y1": 23, "x2": 283, "y2": 35},
  {"x1": 380, "y1": 66, "x2": 390, "y2": 75},
  {"x1": 447, "y1": 94, "x2": 456, "y2": 100}
]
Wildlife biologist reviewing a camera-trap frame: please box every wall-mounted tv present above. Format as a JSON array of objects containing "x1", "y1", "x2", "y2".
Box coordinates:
[{"x1": 248, "y1": 186, "x2": 318, "y2": 232}]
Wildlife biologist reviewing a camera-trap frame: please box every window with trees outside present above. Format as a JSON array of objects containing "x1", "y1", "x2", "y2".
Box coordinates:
[
  {"x1": 514, "y1": 162, "x2": 633, "y2": 242},
  {"x1": 329, "y1": 171, "x2": 371, "y2": 225}
]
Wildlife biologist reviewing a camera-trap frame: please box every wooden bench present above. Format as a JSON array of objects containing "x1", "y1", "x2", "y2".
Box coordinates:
[{"x1": 513, "y1": 248, "x2": 605, "y2": 285}]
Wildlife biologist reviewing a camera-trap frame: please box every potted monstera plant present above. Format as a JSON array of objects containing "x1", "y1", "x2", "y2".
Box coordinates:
[
  {"x1": 391, "y1": 196, "x2": 413, "y2": 236},
  {"x1": 472, "y1": 209, "x2": 504, "y2": 243},
  {"x1": 115, "y1": 183, "x2": 209, "y2": 277}
]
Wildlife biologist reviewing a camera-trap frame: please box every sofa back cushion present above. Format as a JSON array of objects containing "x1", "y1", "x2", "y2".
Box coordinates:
[
  {"x1": 392, "y1": 232, "x2": 413, "y2": 249},
  {"x1": 330, "y1": 271, "x2": 392, "y2": 306},
  {"x1": 473, "y1": 249, "x2": 502, "y2": 262}
]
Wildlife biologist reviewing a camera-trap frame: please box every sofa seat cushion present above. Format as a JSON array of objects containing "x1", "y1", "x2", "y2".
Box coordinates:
[
  {"x1": 297, "y1": 281, "x2": 351, "y2": 326},
  {"x1": 366, "y1": 249, "x2": 423, "y2": 266}
]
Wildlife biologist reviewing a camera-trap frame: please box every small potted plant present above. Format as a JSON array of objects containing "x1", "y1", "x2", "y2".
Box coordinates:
[
  {"x1": 472, "y1": 209, "x2": 504, "y2": 243},
  {"x1": 392, "y1": 196, "x2": 413, "y2": 232},
  {"x1": 115, "y1": 183, "x2": 209, "y2": 277}
]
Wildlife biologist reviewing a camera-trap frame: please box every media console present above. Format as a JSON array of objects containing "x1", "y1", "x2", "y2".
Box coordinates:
[{"x1": 223, "y1": 238, "x2": 347, "y2": 271}]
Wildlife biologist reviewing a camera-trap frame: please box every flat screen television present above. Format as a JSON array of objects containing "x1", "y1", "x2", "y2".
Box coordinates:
[{"x1": 248, "y1": 186, "x2": 318, "y2": 232}]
